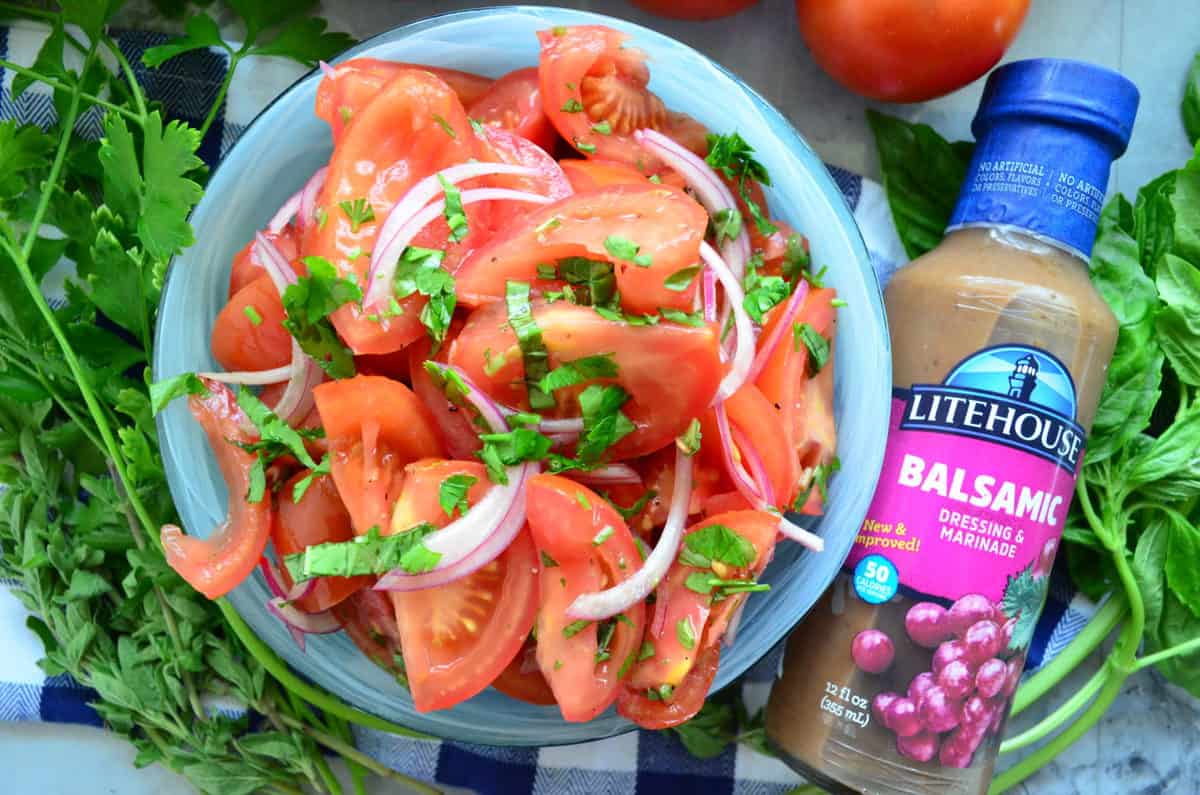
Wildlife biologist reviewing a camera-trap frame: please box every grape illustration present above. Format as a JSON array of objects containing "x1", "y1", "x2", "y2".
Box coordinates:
[
  {"x1": 896, "y1": 731, "x2": 939, "y2": 763},
  {"x1": 873, "y1": 692, "x2": 900, "y2": 726},
  {"x1": 907, "y1": 671, "x2": 937, "y2": 707},
  {"x1": 885, "y1": 697, "x2": 923, "y2": 737},
  {"x1": 852, "y1": 629, "x2": 895, "y2": 674},
  {"x1": 932, "y1": 640, "x2": 969, "y2": 676},
  {"x1": 962, "y1": 620, "x2": 1003, "y2": 665},
  {"x1": 937, "y1": 659, "x2": 975, "y2": 700},
  {"x1": 917, "y1": 686, "x2": 961, "y2": 733},
  {"x1": 974, "y1": 658, "x2": 1007, "y2": 699},
  {"x1": 946, "y1": 594, "x2": 995, "y2": 636},
  {"x1": 905, "y1": 601, "x2": 951, "y2": 648}
]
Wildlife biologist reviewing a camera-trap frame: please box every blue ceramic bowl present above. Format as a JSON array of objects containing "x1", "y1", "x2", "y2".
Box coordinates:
[{"x1": 155, "y1": 5, "x2": 891, "y2": 745}]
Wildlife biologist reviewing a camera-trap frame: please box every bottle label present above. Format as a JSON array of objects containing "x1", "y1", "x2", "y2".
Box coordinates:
[{"x1": 839, "y1": 344, "x2": 1082, "y2": 769}]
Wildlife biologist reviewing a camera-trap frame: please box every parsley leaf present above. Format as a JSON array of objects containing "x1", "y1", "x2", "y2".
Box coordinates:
[
  {"x1": 604, "y1": 489, "x2": 658, "y2": 523},
  {"x1": 592, "y1": 120, "x2": 613, "y2": 135},
  {"x1": 742, "y1": 255, "x2": 790, "y2": 323},
  {"x1": 285, "y1": 524, "x2": 438, "y2": 581},
  {"x1": 677, "y1": 418, "x2": 702, "y2": 456},
  {"x1": 793, "y1": 322, "x2": 830, "y2": 375},
  {"x1": 243, "y1": 305, "x2": 263, "y2": 325},
  {"x1": 246, "y1": 17, "x2": 355, "y2": 67},
  {"x1": 574, "y1": 384, "x2": 635, "y2": 466},
  {"x1": 537, "y1": 354, "x2": 618, "y2": 394},
  {"x1": 393, "y1": 247, "x2": 456, "y2": 343},
  {"x1": 660, "y1": 308, "x2": 706, "y2": 327},
  {"x1": 563, "y1": 619, "x2": 590, "y2": 639},
  {"x1": 664, "y1": 266, "x2": 701, "y2": 292},
  {"x1": 280, "y1": 256, "x2": 360, "y2": 378},
  {"x1": 792, "y1": 456, "x2": 841, "y2": 510},
  {"x1": 705, "y1": 131, "x2": 776, "y2": 236},
  {"x1": 575, "y1": 139, "x2": 597, "y2": 154},
  {"x1": 561, "y1": 99, "x2": 584, "y2": 113},
  {"x1": 142, "y1": 13, "x2": 228, "y2": 66},
  {"x1": 438, "y1": 174, "x2": 468, "y2": 243},
  {"x1": 681, "y1": 524, "x2": 756, "y2": 568},
  {"x1": 676, "y1": 617, "x2": 696, "y2": 650},
  {"x1": 638, "y1": 641, "x2": 656, "y2": 661},
  {"x1": 235, "y1": 389, "x2": 323, "y2": 472},
  {"x1": 712, "y1": 207, "x2": 742, "y2": 245},
  {"x1": 432, "y1": 114, "x2": 457, "y2": 138},
  {"x1": 149, "y1": 373, "x2": 208, "y2": 414},
  {"x1": 478, "y1": 428, "x2": 554, "y2": 484},
  {"x1": 593, "y1": 525, "x2": 614, "y2": 546},
  {"x1": 781, "y1": 233, "x2": 811, "y2": 283},
  {"x1": 438, "y1": 474, "x2": 477, "y2": 519},
  {"x1": 505, "y1": 281, "x2": 554, "y2": 410},
  {"x1": 684, "y1": 571, "x2": 770, "y2": 597},
  {"x1": 338, "y1": 198, "x2": 375, "y2": 233},
  {"x1": 540, "y1": 550, "x2": 560, "y2": 568},
  {"x1": 559, "y1": 257, "x2": 618, "y2": 306}
]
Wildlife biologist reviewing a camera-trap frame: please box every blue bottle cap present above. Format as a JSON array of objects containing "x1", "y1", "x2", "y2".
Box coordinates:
[
  {"x1": 973, "y1": 59, "x2": 1139, "y2": 156},
  {"x1": 948, "y1": 59, "x2": 1140, "y2": 258}
]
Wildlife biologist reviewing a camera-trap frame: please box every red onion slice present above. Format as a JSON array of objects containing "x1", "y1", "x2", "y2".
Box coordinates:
[
  {"x1": 267, "y1": 191, "x2": 303, "y2": 236},
  {"x1": 571, "y1": 464, "x2": 641, "y2": 486},
  {"x1": 365, "y1": 187, "x2": 554, "y2": 308},
  {"x1": 714, "y1": 402, "x2": 766, "y2": 507},
  {"x1": 197, "y1": 365, "x2": 292, "y2": 386},
  {"x1": 270, "y1": 339, "x2": 321, "y2": 425},
  {"x1": 267, "y1": 597, "x2": 340, "y2": 651},
  {"x1": 700, "y1": 242, "x2": 754, "y2": 401},
  {"x1": 299, "y1": 166, "x2": 328, "y2": 230},
  {"x1": 566, "y1": 447, "x2": 694, "y2": 621},
  {"x1": 731, "y1": 423, "x2": 776, "y2": 508},
  {"x1": 779, "y1": 514, "x2": 825, "y2": 552},
  {"x1": 260, "y1": 556, "x2": 318, "y2": 603},
  {"x1": 702, "y1": 268, "x2": 717, "y2": 323},
  {"x1": 745, "y1": 279, "x2": 811, "y2": 385},
  {"x1": 374, "y1": 364, "x2": 533, "y2": 592},
  {"x1": 253, "y1": 231, "x2": 298, "y2": 295},
  {"x1": 318, "y1": 60, "x2": 337, "y2": 80},
  {"x1": 722, "y1": 598, "x2": 749, "y2": 647}
]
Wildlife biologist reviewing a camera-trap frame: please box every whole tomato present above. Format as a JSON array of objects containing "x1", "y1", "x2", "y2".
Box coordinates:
[
  {"x1": 795, "y1": 0, "x2": 1030, "y2": 103},
  {"x1": 632, "y1": 0, "x2": 759, "y2": 21}
]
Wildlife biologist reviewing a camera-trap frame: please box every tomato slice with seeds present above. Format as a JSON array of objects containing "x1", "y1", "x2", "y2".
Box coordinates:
[
  {"x1": 333, "y1": 587, "x2": 406, "y2": 677},
  {"x1": 527, "y1": 475, "x2": 646, "y2": 722},
  {"x1": 538, "y1": 25, "x2": 709, "y2": 167},
  {"x1": 448, "y1": 299, "x2": 722, "y2": 459},
  {"x1": 454, "y1": 183, "x2": 707, "y2": 315},
  {"x1": 313, "y1": 376, "x2": 444, "y2": 535},
  {"x1": 161, "y1": 381, "x2": 273, "y2": 600},
  {"x1": 467, "y1": 67, "x2": 558, "y2": 152},
  {"x1": 275, "y1": 471, "x2": 370, "y2": 613},
  {"x1": 388, "y1": 459, "x2": 539, "y2": 712},
  {"x1": 211, "y1": 274, "x2": 291, "y2": 372},
  {"x1": 753, "y1": 286, "x2": 838, "y2": 512},
  {"x1": 306, "y1": 69, "x2": 479, "y2": 355},
  {"x1": 316, "y1": 58, "x2": 493, "y2": 142}
]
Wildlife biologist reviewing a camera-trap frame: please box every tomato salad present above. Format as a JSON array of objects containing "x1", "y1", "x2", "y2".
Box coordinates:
[{"x1": 156, "y1": 24, "x2": 841, "y2": 728}]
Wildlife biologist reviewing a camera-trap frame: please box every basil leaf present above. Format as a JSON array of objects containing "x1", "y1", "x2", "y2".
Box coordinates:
[
  {"x1": 438, "y1": 474, "x2": 477, "y2": 519},
  {"x1": 537, "y1": 353, "x2": 618, "y2": 394},
  {"x1": 506, "y1": 281, "x2": 554, "y2": 410},
  {"x1": 682, "y1": 524, "x2": 756, "y2": 568},
  {"x1": 285, "y1": 524, "x2": 438, "y2": 581}
]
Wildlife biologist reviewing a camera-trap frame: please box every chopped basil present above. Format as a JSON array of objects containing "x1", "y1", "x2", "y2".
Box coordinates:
[
  {"x1": 392, "y1": 246, "x2": 456, "y2": 344},
  {"x1": 246, "y1": 456, "x2": 267, "y2": 503},
  {"x1": 559, "y1": 257, "x2": 617, "y2": 306},
  {"x1": 792, "y1": 456, "x2": 841, "y2": 510},
  {"x1": 603, "y1": 488, "x2": 657, "y2": 523},
  {"x1": 561, "y1": 98, "x2": 584, "y2": 113},
  {"x1": 540, "y1": 550, "x2": 559, "y2": 569},
  {"x1": 575, "y1": 139, "x2": 597, "y2": 154},
  {"x1": 482, "y1": 347, "x2": 509, "y2": 377},
  {"x1": 793, "y1": 321, "x2": 830, "y2": 375},
  {"x1": 535, "y1": 217, "x2": 562, "y2": 236},
  {"x1": 704, "y1": 131, "x2": 776, "y2": 236},
  {"x1": 338, "y1": 197, "x2": 375, "y2": 233},
  {"x1": 677, "y1": 418, "x2": 702, "y2": 456},
  {"x1": 478, "y1": 427, "x2": 554, "y2": 484},
  {"x1": 595, "y1": 618, "x2": 617, "y2": 663},
  {"x1": 563, "y1": 619, "x2": 590, "y2": 639},
  {"x1": 437, "y1": 174, "x2": 468, "y2": 243},
  {"x1": 576, "y1": 491, "x2": 592, "y2": 510},
  {"x1": 603, "y1": 234, "x2": 651, "y2": 267},
  {"x1": 712, "y1": 207, "x2": 742, "y2": 245},
  {"x1": 537, "y1": 353, "x2": 619, "y2": 394},
  {"x1": 592, "y1": 120, "x2": 613, "y2": 135},
  {"x1": 284, "y1": 524, "x2": 438, "y2": 581},
  {"x1": 676, "y1": 617, "x2": 696, "y2": 650},
  {"x1": 469, "y1": 117, "x2": 486, "y2": 136},
  {"x1": 684, "y1": 571, "x2": 770, "y2": 598},
  {"x1": 592, "y1": 524, "x2": 614, "y2": 546},
  {"x1": 281, "y1": 256, "x2": 361, "y2": 379},
  {"x1": 536, "y1": 262, "x2": 558, "y2": 280},
  {"x1": 660, "y1": 307, "x2": 706, "y2": 327},
  {"x1": 637, "y1": 640, "x2": 655, "y2": 661},
  {"x1": 831, "y1": 297, "x2": 848, "y2": 308},
  {"x1": 243, "y1": 305, "x2": 262, "y2": 326},
  {"x1": 505, "y1": 281, "x2": 554, "y2": 410},
  {"x1": 664, "y1": 266, "x2": 701, "y2": 292},
  {"x1": 432, "y1": 113, "x2": 456, "y2": 138},
  {"x1": 681, "y1": 524, "x2": 756, "y2": 568},
  {"x1": 781, "y1": 233, "x2": 810, "y2": 282},
  {"x1": 574, "y1": 384, "x2": 635, "y2": 465},
  {"x1": 742, "y1": 255, "x2": 791, "y2": 324},
  {"x1": 438, "y1": 474, "x2": 477, "y2": 518}
]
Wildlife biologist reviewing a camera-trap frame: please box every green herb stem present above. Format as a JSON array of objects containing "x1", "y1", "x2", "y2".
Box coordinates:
[
  {"x1": 1134, "y1": 635, "x2": 1200, "y2": 670},
  {"x1": 103, "y1": 37, "x2": 148, "y2": 120},
  {"x1": 0, "y1": 58, "x2": 141, "y2": 120},
  {"x1": 1010, "y1": 593, "x2": 1125, "y2": 716},
  {"x1": 999, "y1": 665, "x2": 1107, "y2": 754},
  {"x1": 199, "y1": 53, "x2": 241, "y2": 141}
]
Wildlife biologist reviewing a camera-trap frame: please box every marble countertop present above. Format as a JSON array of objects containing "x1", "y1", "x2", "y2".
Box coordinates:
[{"x1": 3, "y1": 1, "x2": 1199, "y2": 792}]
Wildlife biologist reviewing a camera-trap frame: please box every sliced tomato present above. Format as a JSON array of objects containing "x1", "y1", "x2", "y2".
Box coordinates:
[
  {"x1": 388, "y1": 459, "x2": 539, "y2": 712},
  {"x1": 355, "y1": 350, "x2": 412, "y2": 382},
  {"x1": 617, "y1": 644, "x2": 720, "y2": 729},
  {"x1": 228, "y1": 227, "x2": 298, "y2": 299},
  {"x1": 703, "y1": 381, "x2": 797, "y2": 509},
  {"x1": 491, "y1": 640, "x2": 557, "y2": 706},
  {"x1": 307, "y1": 69, "x2": 478, "y2": 355},
  {"x1": 467, "y1": 67, "x2": 557, "y2": 152},
  {"x1": 526, "y1": 474, "x2": 646, "y2": 722},
  {"x1": 312, "y1": 376, "x2": 444, "y2": 535},
  {"x1": 161, "y1": 380, "x2": 272, "y2": 599},
  {"x1": 753, "y1": 286, "x2": 838, "y2": 512},
  {"x1": 211, "y1": 274, "x2": 291, "y2": 372},
  {"x1": 538, "y1": 25, "x2": 709, "y2": 167},
  {"x1": 473, "y1": 125, "x2": 573, "y2": 234},
  {"x1": 559, "y1": 158, "x2": 649, "y2": 192},
  {"x1": 625, "y1": 511, "x2": 777, "y2": 691},
  {"x1": 448, "y1": 299, "x2": 722, "y2": 459},
  {"x1": 274, "y1": 471, "x2": 370, "y2": 613},
  {"x1": 316, "y1": 58, "x2": 493, "y2": 142},
  {"x1": 332, "y1": 587, "x2": 406, "y2": 677},
  {"x1": 454, "y1": 183, "x2": 707, "y2": 315},
  {"x1": 407, "y1": 330, "x2": 481, "y2": 460},
  {"x1": 259, "y1": 383, "x2": 326, "y2": 462},
  {"x1": 700, "y1": 491, "x2": 753, "y2": 517},
  {"x1": 602, "y1": 446, "x2": 724, "y2": 537}
]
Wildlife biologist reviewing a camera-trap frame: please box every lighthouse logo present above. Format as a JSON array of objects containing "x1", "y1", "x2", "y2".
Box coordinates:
[{"x1": 897, "y1": 345, "x2": 1084, "y2": 473}]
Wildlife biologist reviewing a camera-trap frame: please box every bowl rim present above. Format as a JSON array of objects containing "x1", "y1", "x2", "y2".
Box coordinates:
[{"x1": 154, "y1": 3, "x2": 891, "y2": 745}]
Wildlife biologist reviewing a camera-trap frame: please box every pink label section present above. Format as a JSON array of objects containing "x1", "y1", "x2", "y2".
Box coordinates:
[{"x1": 846, "y1": 398, "x2": 1078, "y2": 602}]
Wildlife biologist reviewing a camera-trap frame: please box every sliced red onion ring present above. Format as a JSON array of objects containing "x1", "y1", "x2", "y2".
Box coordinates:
[
  {"x1": 731, "y1": 423, "x2": 776, "y2": 508},
  {"x1": 700, "y1": 242, "x2": 754, "y2": 401},
  {"x1": 318, "y1": 60, "x2": 337, "y2": 80},
  {"x1": 498, "y1": 404, "x2": 585, "y2": 435},
  {"x1": 566, "y1": 447, "x2": 694, "y2": 621},
  {"x1": 745, "y1": 279, "x2": 811, "y2": 385},
  {"x1": 267, "y1": 191, "x2": 303, "y2": 236},
  {"x1": 253, "y1": 231, "x2": 298, "y2": 295},
  {"x1": 722, "y1": 598, "x2": 748, "y2": 647},
  {"x1": 571, "y1": 464, "x2": 641, "y2": 486},
  {"x1": 374, "y1": 365, "x2": 533, "y2": 592},
  {"x1": 369, "y1": 162, "x2": 539, "y2": 282},
  {"x1": 365, "y1": 187, "x2": 554, "y2": 308},
  {"x1": 299, "y1": 166, "x2": 328, "y2": 230},
  {"x1": 270, "y1": 340, "x2": 321, "y2": 425},
  {"x1": 260, "y1": 556, "x2": 318, "y2": 603},
  {"x1": 267, "y1": 597, "x2": 340, "y2": 650},
  {"x1": 198, "y1": 365, "x2": 292, "y2": 386},
  {"x1": 714, "y1": 402, "x2": 766, "y2": 507},
  {"x1": 779, "y1": 514, "x2": 825, "y2": 552},
  {"x1": 651, "y1": 583, "x2": 670, "y2": 637},
  {"x1": 702, "y1": 268, "x2": 717, "y2": 323}
]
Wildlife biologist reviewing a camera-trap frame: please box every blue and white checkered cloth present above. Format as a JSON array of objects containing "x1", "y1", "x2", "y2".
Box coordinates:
[{"x1": 0, "y1": 18, "x2": 1099, "y2": 794}]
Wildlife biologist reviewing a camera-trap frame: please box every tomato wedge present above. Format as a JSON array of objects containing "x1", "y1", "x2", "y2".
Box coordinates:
[
  {"x1": 753, "y1": 286, "x2": 838, "y2": 512},
  {"x1": 313, "y1": 376, "x2": 443, "y2": 535},
  {"x1": 307, "y1": 69, "x2": 478, "y2": 354},
  {"x1": 407, "y1": 330, "x2": 481, "y2": 460},
  {"x1": 275, "y1": 471, "x2": 369, "y2": 613},
  {"x1": 389, "y1": 459, "x2": 539, "y2": 712},
  {"x1": 448, "y1": 299, "x2": 722, "y2": 459},
  {"x1": 617, "y1": 645, "x2": 720, "y2": 730},
  {"x1": 161, "y1": 380, "x2": 272, "y2": 599},
  {"x1": 316, "y1": 58, "x2": 493, "y2": 142},
  {"x1": 492, "y1": 640, "x2": 557, "y2": 706},
  {"x1": 473, "y1": 125, "x2": 572, "y2": 235},
  {"x1": 467, "y1": 67, "x2": 557, "y2": 152},
  {"x1": 454, "y1": 183, "x2": 707, "y2": 315},
  {"x1": 332, "y1": 587, "x2": 406, "y2": 678},
  {"x1": 538, "y1": 25, "x2": 708, "y2": 166},
  {"x1": 228, "y1": 227, "x2": 298, "y2": 298},
  {"x1": 211, "y1": 274, "x2": 291, "y2": 372},
  {"x1": 698, "y1": 381, "x2": 797, "y2": 509},
  {"x1": 559, "y1": 158, "x2": 649, "y2": 192},
  {"x1": 526, "y1": 475, "x2": 646, "y2": 722}
]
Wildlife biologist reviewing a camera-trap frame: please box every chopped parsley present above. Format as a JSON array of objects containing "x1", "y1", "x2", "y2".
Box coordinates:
[
  {"x1": 704, "y1": 132, "x2": 776, "y2": 236},
  {"x1": 576, "y1": 491, "x2": 592, "y2": 510},
  {"x1": 281, "y1": 256, "x2": 362, "y2": 379},
  {"x1": 558, "y1": 257, "x2": 617, "y2": 306},
  {"x1": 392, "y1": 246, "x2": 456, "y2": 344},
  {"x1": 432, "y1": 113, "x2": 456, "y2": 138},
  {"x1": 284, "y1": 524, "x2": 439, "y2": 582},
  {"x1": 575, "y1": 139, "x2": 597, "y2": 154},
  {"x1": 781, "y1": 233, "x2": 810, "y2": 283},
  {"x1": 561, "y1": 98, "x2": 584, "y2": 113},
  {"x1": 793, "y1": 322, "x2": 830, "y2": 375},
  {"x1": 243, "y1": 305, "x2": 262, "y2": 326},
  {"x1": 679, "y1": 524, "x2": 756, "y2": 569},
  {"x1": 563, "y1": 619, "x2": 590, "y2": 639},
  {"x1": 482, "y1": 347, "x2": 509, "y2": 377},
  {"x1": 338, "y1": 197, "x2": 375, "y2": 233},
  {"x1": 593, "y1": 525, "x2": 614, "y2": 546},
  {"x1": 603, "y1": 234, "x2": 652, "y2": 267},
  {"x1": 660, "y1": 307, "x2": 706, "y2": 327},
  {"x1": 536, "y1": 262, "x2": 558, "y2": 280},
  {"x1": 438, "y1": 474, "x2": 477, "y2": 518},
  {"x1": 537, "y1": 353, "x2": 618, "y2": 394},
  {"x1": 712, "y1": 207, "x2": 742, "y2": 245},
  {"x1": 741, "y1": 254, "x2": 790, "y2": 324},
  {"x1": 592, "y1": 120, "x2": 612, "y2": 135},
  {"x1": 437, "y1": 174, "x2": 468, "y2": 243},
  {"x1": 677, "y1": 418, "x2": 702, "y2": 456},
  {"x1": 595, "y1": 618, "x2": 618, "y2": 663},
  {"x1": 469, "y1": 117, "x2": 486, "y2": 136},
  {"x1": 684, "y1": 571, "x2": 770, "y2": 598},
  {"x1": 572, "y1": 384, "x2": 635, "y2": 466},
  {"x1": 478, "y1": 427, "x2": 554, "y2": 484},
  {"x1": 540, "y1": 550, "x2": 559, "y2": 569},
  {"x1": 637, "y1": 641, "x2": 656, "y2": 661},
  {"x1": 505, "y1": 281, "x2": 554, "y2": 410},
  {"x1": 664, "y1": 266, "x2": 701, "y2": 292},
  {"x1": 535, "y1": 217, "x2": 562, "y2": 236},
  {"x1": 676, "y1": 617, "x2": 696, "y2": 650},
  {"x1": 149, "y1": 373, "x2": 208, "y2": 415},
  {"x1": 603, "y1": 488, "x2": 657, "y2": 523},
  {"x1": 793, "y1": 456, "x2": 841, "y2": 510}
]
